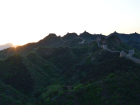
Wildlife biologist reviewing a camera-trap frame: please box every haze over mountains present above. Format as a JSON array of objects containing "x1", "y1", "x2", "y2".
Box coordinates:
[
  {"x1": 1, "y1": 31, "x2": 140, "y2": 104},
  {"x1": 0, "y1": 43, "x2": 14, "y2": 51}
]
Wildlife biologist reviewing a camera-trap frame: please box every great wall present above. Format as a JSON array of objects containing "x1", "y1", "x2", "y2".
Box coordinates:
[
  {"x1": 60, "y1": 35, "x2": 140, "y2": 65},
  {"x1": 99, "y1": 42, "x2": 140, "y2": 64},
  {"x1": 76, "y1": 36, "x2": 140, "y2": 64}
]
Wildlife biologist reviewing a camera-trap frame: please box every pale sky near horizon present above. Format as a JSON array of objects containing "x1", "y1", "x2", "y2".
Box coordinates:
[{"x1": 0, "y1": 0, "x2": 140, "y2": 45}]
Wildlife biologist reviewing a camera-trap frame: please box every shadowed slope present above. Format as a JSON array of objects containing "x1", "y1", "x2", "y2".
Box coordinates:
[{"x1": 0, "y1": 54, "x2": 34, "y2": 95}]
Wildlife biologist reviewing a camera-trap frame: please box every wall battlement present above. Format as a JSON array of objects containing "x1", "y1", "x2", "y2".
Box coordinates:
[{"x1": 99, "y1": 42, "x2": 140, "y2": 65}]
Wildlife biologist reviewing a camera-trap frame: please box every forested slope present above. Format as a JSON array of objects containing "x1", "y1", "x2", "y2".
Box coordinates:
[{"x1": 0, "y1": 33, "x2": 140, "y2": 104}]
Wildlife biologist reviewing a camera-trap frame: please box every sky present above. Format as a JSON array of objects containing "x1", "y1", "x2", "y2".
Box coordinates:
[{"x1": 0, "y1": 0, "x2": 140, "y2": 46}]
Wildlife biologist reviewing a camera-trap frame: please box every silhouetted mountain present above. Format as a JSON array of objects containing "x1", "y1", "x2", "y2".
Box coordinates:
[
  {"x1": 1, "y1": 32, "x2": 140, "y2": 104},
  {"x1": 62, "y1": 32, "x2": 78, "y2": 41},
  {"x1": 0, "y1": 34, "x2": 64, "y2": 59},
  {"x1": 110, "y1": 31, "x2": 140, "y2": 43},
  {"x1": 1, "y1": 31, "x2": 140, "y2": 59},
  {"x1": 38, "y1": 33, "x2": 63, "y2": 47},
  {"x1": 79, "y1": 31, "x2": 105, "y2": 41}
]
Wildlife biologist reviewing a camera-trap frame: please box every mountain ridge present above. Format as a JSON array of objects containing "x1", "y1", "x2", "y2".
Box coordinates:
[{"x1": 1, "y1": 32, "x2": 140, "y2": 104}]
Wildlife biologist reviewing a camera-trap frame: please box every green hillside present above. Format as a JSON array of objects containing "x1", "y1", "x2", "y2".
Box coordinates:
[
  {"x1": 0, "y1": 80, "x2": 30, "y2": 105},
  {"x1": 1, "y1": 34, "x2": 140, "y2": 104},
  {"x1": 37, "y1": 51, "x2": 140, "y2": 105},
  {"x1": 0, "y1": 54, "x2": 34, "y2": 95}
]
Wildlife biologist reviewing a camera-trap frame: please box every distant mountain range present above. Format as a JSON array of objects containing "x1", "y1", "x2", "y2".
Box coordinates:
[
  {"x1": 62, "y1": 31, "x2": 140, "y2": 43},
  {"x1": 0, "y1": 43, "x2": 13, "y2": 51},
  {"x1": 1, "y1": 31, "x2": 140, "y2": 54},
  {"x1": 1, "y1": 31, "x2": 140, "y2": 51}
]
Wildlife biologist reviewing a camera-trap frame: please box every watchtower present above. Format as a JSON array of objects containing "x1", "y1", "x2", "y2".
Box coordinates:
[
  {"x1": 102, "y1": 45, "x2": 107, "y2": 50},
  {"x1": 120, "y1": 50, "x2": 126, "y2": 57}
]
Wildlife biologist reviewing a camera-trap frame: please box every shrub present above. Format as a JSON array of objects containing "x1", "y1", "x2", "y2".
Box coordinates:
[{"x1": 109, "y1": 73, "x2": 115, "y2": 78}]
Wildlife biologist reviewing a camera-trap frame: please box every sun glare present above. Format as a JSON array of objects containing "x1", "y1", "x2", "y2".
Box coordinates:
[
  {"x1": 11, "y1": 38, "x2": 27, "y2": 46},
  {"x1": 11, "y1": 43, "x2": 17, "y2": 48}
]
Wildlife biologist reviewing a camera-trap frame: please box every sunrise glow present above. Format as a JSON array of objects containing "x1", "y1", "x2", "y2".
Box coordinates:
[{"x1": 0, "y1": 0, "x2": 140, "y2": 45}]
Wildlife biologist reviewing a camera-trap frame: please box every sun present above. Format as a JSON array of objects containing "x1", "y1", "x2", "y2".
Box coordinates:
[
  {"x1": 11, "y1": 43, "x2": 18, "y2": 48},
  {"x1": 11, "y1": 39, "x2": 26, "y2": 47}
]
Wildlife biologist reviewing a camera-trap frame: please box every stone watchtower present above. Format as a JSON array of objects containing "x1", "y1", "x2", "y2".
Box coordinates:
[
  {"x1": 102, "y1": 45, "x2": 107, "y2": 50},
  {"x1": 129, "y1": 49, "x2": 135, "y2": 55},
  {"x1": 120, "y1": 50, "x2": 126, "y2": 57}
]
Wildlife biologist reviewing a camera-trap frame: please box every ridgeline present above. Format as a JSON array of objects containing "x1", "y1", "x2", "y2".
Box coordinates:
[{"x1": 1, "y1": 31, "x2": 140, "y2": 105}]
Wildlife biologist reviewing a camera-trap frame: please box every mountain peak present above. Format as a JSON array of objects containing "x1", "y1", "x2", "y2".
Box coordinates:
[
  {"x1": 110, "y1": 31, "x2": 119, "y2": 35},
  {"x1": 81, "y1": 31, "x2": 91, "y2": 35},
  {"x1": 48, "y1": 33, "x2": 57, "y2": 37},
  {"x1": 131, "y1": 32, "x2": 139, "y2": 35},
  {"x1": 65, "y1": 32, "x2": 78, "y2": 36},
  {"x1": 62, "y1": 33, "x2": 78, "y2": 41}
]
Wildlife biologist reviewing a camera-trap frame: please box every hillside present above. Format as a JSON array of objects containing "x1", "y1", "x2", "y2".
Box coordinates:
[
  {"x1": 36, "y1": 51, "x2": 140, "y2": 105},
  {"x1": 1, "y1": 33, "x2": 140, "y2": 104},
  {"x1": 126, "y1": 41, "x2": 140, "y2": 51},
  {"x1": 0, "y1": 80, "x2": 30, "y2": 105}
]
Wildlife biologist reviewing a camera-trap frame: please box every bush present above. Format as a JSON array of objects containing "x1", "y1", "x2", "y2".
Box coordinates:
[{"x1": 109, "y1": 73, "x2": 115, "y2": 78}]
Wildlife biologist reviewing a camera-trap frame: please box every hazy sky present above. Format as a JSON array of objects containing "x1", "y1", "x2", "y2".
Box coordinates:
[{"x1": 0, "y1": 0, "x2": 140, "y2": 45}]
